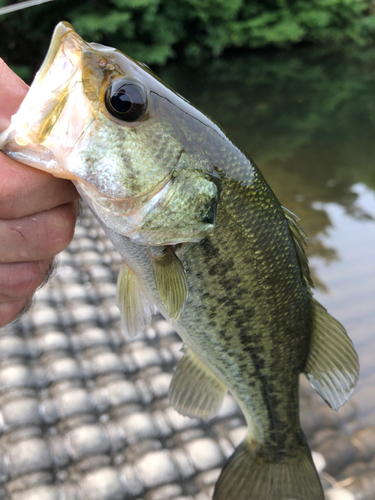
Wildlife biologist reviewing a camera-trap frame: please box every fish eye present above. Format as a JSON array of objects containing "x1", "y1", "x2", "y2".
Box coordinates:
[{"x1": 105, "y1": 79, "x2": 147, "y2": 122}]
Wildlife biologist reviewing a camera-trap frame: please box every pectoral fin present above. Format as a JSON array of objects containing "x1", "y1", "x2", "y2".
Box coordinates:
[
  {"x1": 116, "y1": 261, "x2": 156, "y2": 339},
  {"x1": 169, "y1": 346, "x2": 227, "y2": 420},
  {"x1": 151, "y1": 246, "x2": 188, "y2": 322},
  {"x1": 303, "y1": 299, "x2": 359, "y2": 410}
]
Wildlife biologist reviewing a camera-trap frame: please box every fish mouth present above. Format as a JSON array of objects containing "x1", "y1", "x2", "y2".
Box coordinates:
[
  {"x1": 0, "y1": 22, "x2": 99, "y2": 181},
  {"x1": 36, "y1": 22, "x2": 79, "y2": 84},
  {"x1": 10, "y1": 22, "x2": 88, "y2": 148}
]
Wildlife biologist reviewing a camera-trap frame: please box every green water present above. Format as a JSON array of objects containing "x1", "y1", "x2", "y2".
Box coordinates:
[{"x1": 159, "y1": 49, "x2": 375, "y2": 417}]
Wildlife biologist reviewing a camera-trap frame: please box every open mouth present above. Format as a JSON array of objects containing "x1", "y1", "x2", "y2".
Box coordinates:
[
  {"x1": 0, "y1": 22, "x2": 93, "y2": 178},
  {"x1": 8, "y1": 22, "x2": 88, "y2": 148},
  {"x1": 36, "y1": 22, "x2": 82, "y2": 84}
]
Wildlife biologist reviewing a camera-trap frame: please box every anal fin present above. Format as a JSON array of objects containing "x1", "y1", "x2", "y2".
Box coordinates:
[
  {"x1": 169, "y1": 346, "x2": 227, "y2": 420},
  {"x1": 303, "y1": 299, "x2": 359, "y2": 410},
  {"x1": 116, "y1": 261, "x2": 156, "y2": 339}
]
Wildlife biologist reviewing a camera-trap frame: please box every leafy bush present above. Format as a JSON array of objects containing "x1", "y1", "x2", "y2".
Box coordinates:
[{"x1": 1, "y1": 0, "x2": 375, "y2": 80}]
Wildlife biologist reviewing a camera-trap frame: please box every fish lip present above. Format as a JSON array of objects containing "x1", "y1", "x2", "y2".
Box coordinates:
[
  {"x1": 8, "y1": 21, "x2": 93, "y2": 150},
  {"x1": 36, "y1": 22, "x2": 78, "y2": 83}
]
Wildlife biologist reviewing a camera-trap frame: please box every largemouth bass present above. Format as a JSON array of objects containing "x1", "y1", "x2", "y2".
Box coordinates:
[{"x1": 0, "y1": 22, "x2": 359, "y2": 500}]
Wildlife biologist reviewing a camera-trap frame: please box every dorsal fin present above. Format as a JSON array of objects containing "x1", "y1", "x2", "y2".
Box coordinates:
[
  {"x1": 303, "y1": 299, "x2": 359, "y2": 410},
  {"x1": 282, "y1": 209, "x2": 359, "y2": 410},
  {"x1": 283, "y1": 206, "x2": 314, "y2": 289}
]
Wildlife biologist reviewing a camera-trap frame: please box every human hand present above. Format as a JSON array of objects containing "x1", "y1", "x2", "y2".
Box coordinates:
[{"x1": 0, "y1": 59, "x2": 80, "y2": 327}]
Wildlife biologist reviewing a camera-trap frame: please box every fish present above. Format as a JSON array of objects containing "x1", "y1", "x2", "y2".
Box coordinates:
[{"x1": 0, "y1": 22, "x2": 359, "y2": 500}]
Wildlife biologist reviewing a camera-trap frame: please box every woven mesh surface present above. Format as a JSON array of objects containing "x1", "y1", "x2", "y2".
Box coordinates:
[{"x1": 0, "y1": 208, "x2": 373, "y2": 500}]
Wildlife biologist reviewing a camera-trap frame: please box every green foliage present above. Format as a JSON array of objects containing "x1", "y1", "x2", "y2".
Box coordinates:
[
  {"x1": 230, "y1": 0, "x2": 373, "y2": 47},
  {"x1": 1, "y1": 0, "x2": 375, "y2": 78}
]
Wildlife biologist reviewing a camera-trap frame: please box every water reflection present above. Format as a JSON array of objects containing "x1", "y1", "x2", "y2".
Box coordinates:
[{"x1": 310, "y1": 185, "x2": 375, "y2": 406}]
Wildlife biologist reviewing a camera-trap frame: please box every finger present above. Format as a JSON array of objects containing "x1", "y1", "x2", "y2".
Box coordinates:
[
  {"x1": 0, "y1": 58, "x2": 28, "y2": 129},
  {"x1": 0, "y1": 299, "x2": 29, "y2": 328},
  {"x1": 0, "y1": 295, "x2": 33, "y2": 329},
  {"x1": 0, "y1": 296, "x2": 35, "y2": 328},
  {"x1": 0, "y1": 200, "x2": 78, "y2": 263},
  {"x1": 0, "y1": 153, "x2": 80, "y2": 219},
  {"x1": 0, "y1": 259, "x2": 53, "y2": 301}
]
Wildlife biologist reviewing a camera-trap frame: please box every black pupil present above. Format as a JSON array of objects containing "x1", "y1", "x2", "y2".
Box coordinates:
[
  {"x1": 105, "y1": 80, "x2": 147, "y2": 122},
  {"x1": 111, "y1": 89, "x2": 132, "y2": 114}
]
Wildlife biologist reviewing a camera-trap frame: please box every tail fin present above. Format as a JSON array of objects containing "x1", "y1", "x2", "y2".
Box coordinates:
[{"x1": 213, "y1": 437, "x2": 324, "y2": 500}]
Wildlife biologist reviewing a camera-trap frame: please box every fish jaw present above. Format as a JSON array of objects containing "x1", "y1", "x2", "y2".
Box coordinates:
[
  {"x1": 0, "y1": 22, "x2": 93, "y2": 179},
  {"x1": 13, "y1": 22, "x2": 82, "y2": 146}
]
